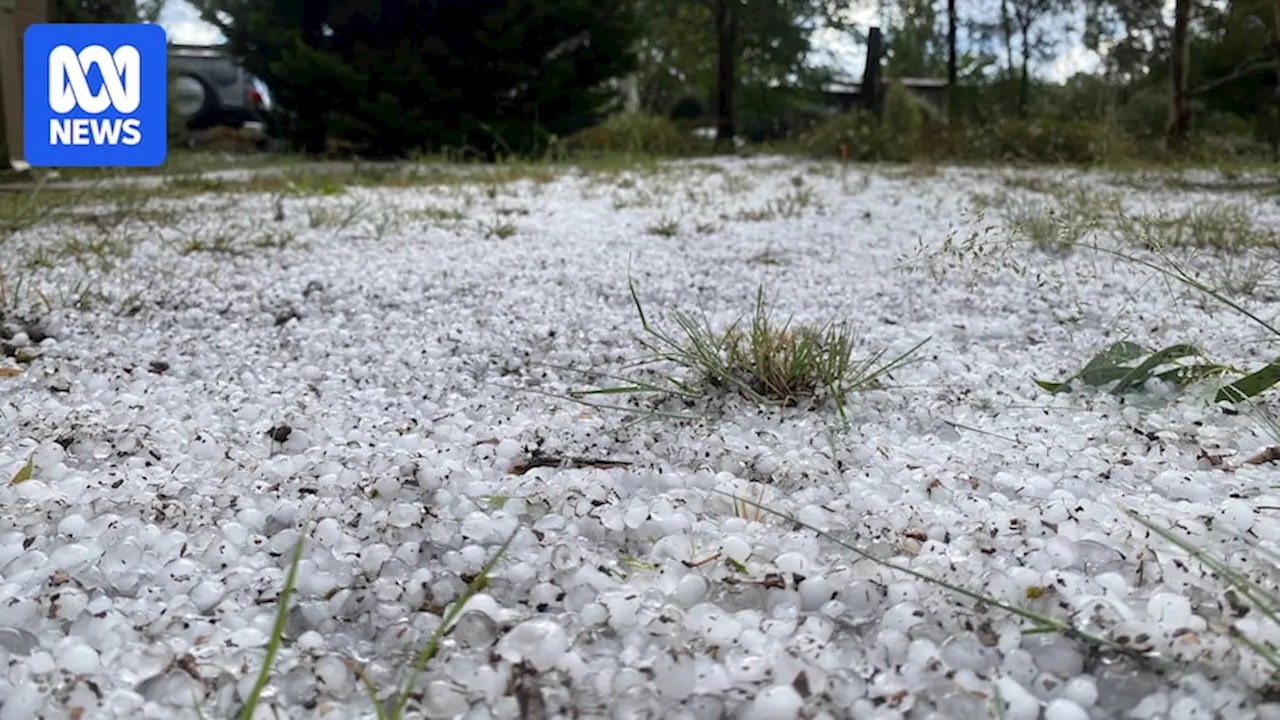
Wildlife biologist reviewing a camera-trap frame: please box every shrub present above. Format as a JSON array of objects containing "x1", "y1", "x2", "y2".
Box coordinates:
[
  {"x1": 562, "y1": 113, "x2": 704, "y2": 156},
  {"x1": 795, "y1": 109, "x2": 892, "y2": 161},
  {"x1": 935, "y1": 118, "x2": 1135, "y2": 165},
  {"x1": 669, "y1": 95, "x2": 705, "y2": 121},
  {"x1": 881, "y1": 80, "x2": 924, "y2": 153}
]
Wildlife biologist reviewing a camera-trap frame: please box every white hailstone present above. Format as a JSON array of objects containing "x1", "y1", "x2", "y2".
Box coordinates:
[
  {"x1": 742, "y1": 685, "x2": 804, "y2": 720},
  {"x1": 460, "y1": 512, "x2": 493, "y2": 541},
  {"x1": 773, "y1": 552, "x2": 809, "y2": 574},
  {"x1": 1129, "y1": 693, "x2": 1170, "y2": 719},
  {"x1": 994, "y1": 677, "x2": 1041, "y2": 720},
  {"x1": 1169, "y1": 696, "x2": 1210, "y2": 720},
  {"x1": 314, "y1": 656, "x2": 352, "y2": 695},
  {"x1": 1148, "y1": 592, "x2": 1193, "y2": 629},
  {"x1": 1061, "y1": 677, "x2": 1097, "y2": 707},
  {"x1": 48, "y1": 543, "x2": 101, "y2": 571},
  {"x1": 0, "y1": 685, "x2": 43, "y2": 720},
  {"x1": 373, "y1": 475, "x2": 401, "y2": 499},
  {"x1": 581, "y1": 603, "x2": 608, "y2": 626},
  {"x1": 674, "y1": 574, "x2": 708, "y2": 608},
  {"x1": 49, "y1": 587, "x2": 89, "y2": 621},
  {"x1": 720, "y1": 535, "x2": 751, "y2": 563},
  {"x1": 496, "y1": 618, "x2": 567, "y2": 672},
  {"x1": 229, "y1": 627, "x2": 268, "y2": 649},
  {"x1": 420, "y1": 680, "x2": 469, "y2": 718},
  {"x1": 388, "y1": 503, "x2": 424, "y2": 529},
  {"x1": 880, "y1": 602, "x2": 925, "y2": 633},
  {"x1": 314, "y1": 518, "x2": 343, "y2": 547},
  {"x1": 797, "y1": 576, "x2": 834, "y2": 611},
  {"x1": 1044, "y1": 698, "x2": 1090, "y2": 720},
  {"x1": 296, "y1": 631, "x2": 325, "y2": 651},
  {"x1": 495, "y1": 439, "x2": 521, "y2": 460},
  {"x1": 57, "y1": 514, "x2": 86, "y2": 538},
  {"x1": 652, "y1": 652, "x2": 696, "y2": 699},
  {"x1": 54, "y1": 640, "x2": 99, "y2": 674}
]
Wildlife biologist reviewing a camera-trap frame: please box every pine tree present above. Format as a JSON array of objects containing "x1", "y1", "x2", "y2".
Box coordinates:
[{"x1": 195, "y1": 0, "x2": 640, "y2": 158}]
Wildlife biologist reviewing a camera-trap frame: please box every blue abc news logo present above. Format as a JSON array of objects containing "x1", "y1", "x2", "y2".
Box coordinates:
[{"x1": 24, "y1": 24, "x2": 168, "y2": 167}]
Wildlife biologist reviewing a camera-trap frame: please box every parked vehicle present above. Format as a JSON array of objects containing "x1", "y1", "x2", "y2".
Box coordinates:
[{"x1": 168, "y1": 44, "x2": 275, "y2": 134}]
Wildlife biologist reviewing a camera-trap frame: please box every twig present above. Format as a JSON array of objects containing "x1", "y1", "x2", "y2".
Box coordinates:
[{"x1": 508, "y1": 453, "x2": 632, "y2": 475}]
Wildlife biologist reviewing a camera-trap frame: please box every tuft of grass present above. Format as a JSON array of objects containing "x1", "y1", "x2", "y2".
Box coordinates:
[
  {"x1": 1115, "y1": 202, "x2": 1278, "y2": 253},
  {"x1": 568, "y1": 281, "x2": 926, "y2": 421},
  {"x1": 645, "y1": 217, "x2": 680, "y2": 237},
  {"x1": 477, "y1": 218, "x2": 517, "y2": 239}
]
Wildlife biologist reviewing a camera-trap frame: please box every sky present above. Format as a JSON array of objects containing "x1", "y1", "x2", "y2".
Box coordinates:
[{"x1": 157, "y1": 0, "x2": 1113, "y2": 83}]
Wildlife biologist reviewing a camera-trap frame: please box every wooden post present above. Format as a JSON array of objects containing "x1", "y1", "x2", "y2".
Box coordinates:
[
  {"x1": 862, "y1": 27, "x2": 883, "y2": 121},
  {"x1": 0, "y1": 0, "x2": 46, "y2": 170}
]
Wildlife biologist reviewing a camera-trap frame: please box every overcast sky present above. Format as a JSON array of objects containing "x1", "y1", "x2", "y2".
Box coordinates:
[{"x1": 158, "y1": 0, "x2": 1110, "y2": 83}]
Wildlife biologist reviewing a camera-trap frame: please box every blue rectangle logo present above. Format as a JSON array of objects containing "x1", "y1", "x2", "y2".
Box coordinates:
[{"x1": 23, "y1": 24, "x2": 168, "y2": 167}]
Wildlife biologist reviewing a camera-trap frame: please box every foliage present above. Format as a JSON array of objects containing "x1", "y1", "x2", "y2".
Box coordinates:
[
  {"x1": 565, "y1": 281, "x2": 927, "y2": 422},
  {"x1": 197, "y1": 0, "x2": 641, "y2": 159},
  {"x1": 1034, "y1": 340, "x2": 1228, "y2": 396},
  {"x1": 48, "y1": 0, "x2": 139, "y2": 23},
  {"x1": 562, "y1": 113, "x2": 706, "y2": 156}
]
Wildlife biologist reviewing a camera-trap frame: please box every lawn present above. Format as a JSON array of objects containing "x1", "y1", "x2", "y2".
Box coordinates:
[{"x1": 3, "y1": 156, "x2": 1280, "y2": 719}]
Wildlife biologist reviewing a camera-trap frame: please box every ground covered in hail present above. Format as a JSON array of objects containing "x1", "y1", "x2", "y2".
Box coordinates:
[{"x1": 3, "y1": 158, "x2": 1280, "y2": 720}]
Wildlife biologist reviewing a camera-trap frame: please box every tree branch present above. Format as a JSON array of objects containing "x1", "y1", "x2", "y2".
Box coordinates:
[{"x1": 1188, "y1": 55, "x2": 1276, "y2": 96}]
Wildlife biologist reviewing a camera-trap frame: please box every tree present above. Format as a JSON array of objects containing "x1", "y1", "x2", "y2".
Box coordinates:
[
  {"x1": 1083, "y1": 0, "x2": 1166, "y2": 83},
  {"x1": 635, "y1": 0, "x2": 848, "y2": 145},
  {"x1": 1006, "y1": 0, "x2": 1068, "y2": 114},
  {"x1": 196, "y1": 0, "x2": 640, "y2": 158},
  {"x1": 884, "y1": 0, "x2": 945, "y2": 77},
  {"x1": 1167, "y1": 0, "x2": 1191, "y2": 148},
  {"x1": 947, "y1": 0, "x2": 957, "y2": 124},
  {"x1": 49, "y1": 0, "x2": 139, "y2": 23}
]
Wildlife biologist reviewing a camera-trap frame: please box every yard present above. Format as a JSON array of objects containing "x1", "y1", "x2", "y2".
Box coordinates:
[{"x1": 3, "y1": 157, "x2": 1280, "y2": 719}]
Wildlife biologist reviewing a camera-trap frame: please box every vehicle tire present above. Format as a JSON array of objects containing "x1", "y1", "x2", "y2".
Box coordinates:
[{"x1": 170, "y1": 73, "x2": 215, "y2": 128}]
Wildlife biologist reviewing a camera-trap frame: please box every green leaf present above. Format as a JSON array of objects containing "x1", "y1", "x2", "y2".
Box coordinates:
[
  {"x1": 1110, "y1": 344, "x2": 1205, "y2": 395},
  {"x1": 1077, "y1": 341, "x2": 1147, "y2": 384},
  {"x1": 1035, "y1": 341, "x2": 1149, "y2": 394},
  {"x1": 1037, "y1": 342, "x2": 1220, "y2": 397},
  {"x1": 1156, "y1": 364, "x2": 1229, "y2": 388},
  {"x1": 9, "y1": 456, "x2": 33, "y2": 485},
  {"x1": 1216, "y1": 359, "x2": 1280, "y2": 403}
]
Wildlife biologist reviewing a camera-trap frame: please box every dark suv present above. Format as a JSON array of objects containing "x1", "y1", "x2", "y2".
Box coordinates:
[{"x1": 168, "y1": 44, "x2": 274, "y2": 133}]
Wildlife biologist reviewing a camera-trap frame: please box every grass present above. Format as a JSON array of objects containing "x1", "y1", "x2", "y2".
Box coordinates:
[
  {"x1": 564, "y1": 281, "x2": 927, "y2": 422},
  {"x1": 221, "y1": 524, "x2": 520, "y2": 720}
]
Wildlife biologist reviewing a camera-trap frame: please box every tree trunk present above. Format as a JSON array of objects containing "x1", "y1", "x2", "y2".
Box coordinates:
[
  {"x1": 1000, "y1": 0, "x2": 1015, "y2": 78},
  {"x1": 1167, "y1": 0, "x2": 1192, "y2": 150},
  {"x1": 947, "y1": 0, "x2": 957, "y2": 125},
  {"x1": 863, "y1": 26, "x2": 883, "y2": 119},
  {"x1": 713, "y1": 0, "x2": 736, "y2": 152},
  {"x1": 1272, "y1": 0, "x2": 1280, "y2": 161},
  {"x1": 1019, "y1": 27, "x2": 1031, "y2": 115}
]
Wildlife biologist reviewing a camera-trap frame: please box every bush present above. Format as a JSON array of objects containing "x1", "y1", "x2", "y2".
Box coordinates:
[
  {"x1": 209, "y1": 0, "x2": 641, "y2": 159},
  {"x1": 882, "y1": 80, "x2": 924, "y2": 151},
  {"x1": 562, "y1": 113, "x2": 705, "y2": 156},
  {"x1": 669, "y1": 96, "x2": 705, "y2": 121},
  {"x1": 930, "y1": 118, "x2": 1135, "y2": 165}
]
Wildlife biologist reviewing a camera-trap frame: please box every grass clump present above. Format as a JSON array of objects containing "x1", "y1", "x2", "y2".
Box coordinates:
[
  {"x1": 570, "y1": 281, "x2": 926, "y2": 421},
  {"x1": 1116, "y1": 201, "x2": 1278, "y2": 253}
]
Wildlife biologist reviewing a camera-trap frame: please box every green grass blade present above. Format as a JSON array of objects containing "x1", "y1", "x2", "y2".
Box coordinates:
[
  {"x1": 391, "y1": 525, "x2": 520, "y2": 719},
  {"x1": 238, "y1": 529, "x2": 307, "y2": 720}
]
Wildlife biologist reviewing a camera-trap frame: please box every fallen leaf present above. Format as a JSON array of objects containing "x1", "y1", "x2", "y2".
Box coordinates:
[
  {"x1": 9, "y1": 456, "x2": 33, "y2": 485},
  {"x1": 0, "y1": 367, "x2": 20, "y2": 377}
]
